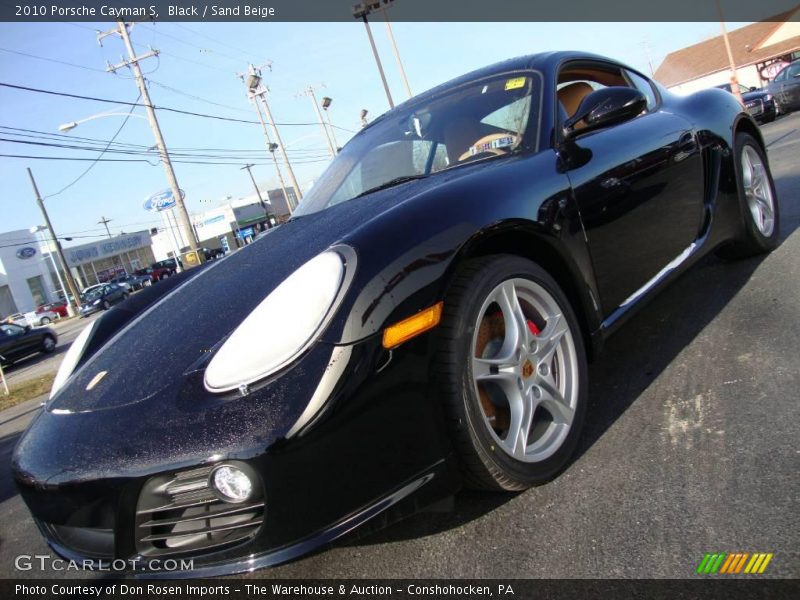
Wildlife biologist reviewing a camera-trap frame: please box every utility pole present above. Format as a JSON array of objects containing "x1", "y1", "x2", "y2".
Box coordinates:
[
  {"x1": 241, "y1": 64, "x2": 303, "y2": 206},
  {"x1": 352, "y1": 2, "x2": 394, "y2": 109},
  {"x1": 378, "y1": 0, "x2": 412, "y2": 99},
  {"x1": 250, "y1": 95, "x2": 292, "y2": 210},
  {"x1": 98, "y1": 216, "x2": 113, "y2": 238},
  {"x1": 241, "y1": 164, "x2": 269, "y2": 213},
  {"x1": 303, "y1": 86, "x2": 336, "y2": 158},
  {"x1": 715, "y1": 0, "x2": 744, "y2": 105},
  {"x1": 27, "y1": 168, "x2": 82, "y2": 314},
  {"x1": 100, "y1": 21, "x2": 197, "y2": 253}
]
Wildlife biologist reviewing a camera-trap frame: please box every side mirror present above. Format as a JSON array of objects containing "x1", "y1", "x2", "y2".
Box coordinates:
[
  {"x1": 564, "y1": 87, "x2": 647, "y2": 138},
  {"x1": 24, "y1": 325, "x2": 31, "y2": 332}
]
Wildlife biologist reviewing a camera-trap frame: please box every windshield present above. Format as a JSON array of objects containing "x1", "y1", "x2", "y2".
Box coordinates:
[
  {"x1": 83, "y1": 287, "x2": 105, "y2": 301},
  {"x1": 294, "y1": 72, "x2": 539, "y2": 216}
]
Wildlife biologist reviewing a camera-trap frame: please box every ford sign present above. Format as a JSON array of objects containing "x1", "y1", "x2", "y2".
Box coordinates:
[
  {"x1": 16, "y1": 247, "x2": 37, "y2": 259},
  {"x1": 143, "y1": 188, "x2": 184, "y2": 212}
]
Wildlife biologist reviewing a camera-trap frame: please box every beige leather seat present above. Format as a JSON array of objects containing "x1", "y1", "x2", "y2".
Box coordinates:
[{"x1": 557, "y1": 81, "x2": 594, "y2": 120}]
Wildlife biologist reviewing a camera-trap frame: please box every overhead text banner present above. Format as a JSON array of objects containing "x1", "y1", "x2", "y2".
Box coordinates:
[{"x1": 1, "y1": 0, "x2": 799, "y2": 22}]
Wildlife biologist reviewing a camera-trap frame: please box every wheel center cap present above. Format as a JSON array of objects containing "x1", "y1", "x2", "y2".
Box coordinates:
[{"x1": 522, "y1": 359, "x2": 534, "y2": 379}]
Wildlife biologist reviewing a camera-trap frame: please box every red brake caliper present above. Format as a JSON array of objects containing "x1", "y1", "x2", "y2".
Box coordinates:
[{"x1": 527, "y1": 320, "x2": 541, "y2": 336}]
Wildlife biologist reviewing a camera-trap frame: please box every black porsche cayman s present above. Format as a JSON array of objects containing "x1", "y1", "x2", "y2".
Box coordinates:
[{"x1": 13, "y1": 51, "x2": 780, "y2": 576}]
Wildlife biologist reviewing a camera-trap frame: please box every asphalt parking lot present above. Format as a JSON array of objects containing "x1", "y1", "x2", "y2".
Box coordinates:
[{"x1": 0, "y1": 113, "x2": 798, "y2": 579}]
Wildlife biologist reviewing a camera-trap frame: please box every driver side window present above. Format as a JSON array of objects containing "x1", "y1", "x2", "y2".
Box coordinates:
[{"x1": 557, "y1": 63, "x2": 651, "y2": 126}]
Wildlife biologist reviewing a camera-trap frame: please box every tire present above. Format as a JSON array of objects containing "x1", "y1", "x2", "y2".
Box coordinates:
[
  {"x1": 41, "y1": 335, "x2": 56, "y2": 354},
  {"x1": 437, "y1": 255, "x2": 588, "y2": 491},
  {"x1": 102, "y1": 300, "x2": 111, "y2": 310},
  {"x1": 718, "y1": 132, "x2": 780, "y2": 259},
  {"x1": 40, "y1": 317, "x2": 51, "y2": 325}
]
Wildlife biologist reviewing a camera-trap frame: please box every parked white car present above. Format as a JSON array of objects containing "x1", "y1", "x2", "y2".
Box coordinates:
[{"x1": 4, "y1": 310, "x2": 58, "y2": 327}]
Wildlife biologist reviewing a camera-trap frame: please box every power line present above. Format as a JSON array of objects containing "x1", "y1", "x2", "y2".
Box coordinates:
[
  {"x1": 172, "y1": 23, "x2": 263, "y2": 63},
  {"x1": 0, "y1": 81, "x2": 325, "y2": 126},
  {"x1": 0, "y1": 153, "x2": 332, "y2": 166},
  {"x1": 147, "y1": 78, "x2": 253, "y2": 114},
  {"x1": 145, "y1": 24, "x2": 244, "y2": 63},
  {"x1": 44, "y1": 92, "x2": 142, "y2": 199},
  {"x1": 0, "y1": 126, "x2": 332, "y2": 155},
  {"x1": 0, "y1": 136, "x2": 333, "y2": 161},
  {"x1": 0, "y1": 46, "x2": 107, "y2": 73}
]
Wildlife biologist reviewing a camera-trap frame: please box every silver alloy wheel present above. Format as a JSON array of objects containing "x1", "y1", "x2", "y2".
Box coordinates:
[
  {"x1": 41, "y1": 317, "x2": 51, "y2": 325},
  {"x1": 470, "y1": 278, "x2": 579, "y2": 463},
  {"x1": 43, "y1": 337, "x2": 55, "y2": 351},
  {"x1": 741, "y1": 145, "x2": 775, "y2": 237}
]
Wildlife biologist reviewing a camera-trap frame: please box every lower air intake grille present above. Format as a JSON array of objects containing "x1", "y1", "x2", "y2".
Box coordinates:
[{"x1": 135, "y1": 463, "x2": 264, "y2": 557}]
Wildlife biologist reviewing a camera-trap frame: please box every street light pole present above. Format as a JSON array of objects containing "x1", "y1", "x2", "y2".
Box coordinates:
[
  {"x1": 359, "y1": 12, "x2": 394, "y2": 109},
  {"x1": 106, "y1": 21, "x2": 197, "y2": 251},
  {"x1": 378, "y1": 1, "x2": 412, "y2": 99},
  {"x1": 305, "y1": 86, "x2": 337, "y2": 157},
  {"x1": 27, "y1": 168, "x2": 81, "y2": 315},
  {"x1": 321, "y1": 97, "x2": 339, "y2": 153}
]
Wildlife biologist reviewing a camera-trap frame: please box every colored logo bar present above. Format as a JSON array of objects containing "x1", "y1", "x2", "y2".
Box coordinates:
[{"x1": 696, "y1": 552, "x2": 773, "y2": 574}]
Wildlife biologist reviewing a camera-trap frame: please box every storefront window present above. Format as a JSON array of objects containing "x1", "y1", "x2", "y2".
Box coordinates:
[{"x1": 27, "y1": 275, "x2": 47, "y2": 307}]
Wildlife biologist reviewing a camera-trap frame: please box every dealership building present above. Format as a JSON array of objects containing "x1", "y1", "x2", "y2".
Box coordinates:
[
  {"x1": 654, "y1": 9, "x2": 800, "y2": 94},
  {"x1": 150, "y1": 189, "x2": 296, "y2": 261},
  {"x1": 0, "y1": 229, "x2": 156, "y2": 317},
  {"x1": 63, "y1": 231, "x2": 156, "y2": 289},
  {"x1": 0, "y1": 229, "x2": 63, "y2": 317}
]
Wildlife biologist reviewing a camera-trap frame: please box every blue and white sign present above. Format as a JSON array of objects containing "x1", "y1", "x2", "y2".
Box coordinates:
[
  {"x1": 143, "y1": 188, "x2": 184, "y2": 213},
  {"x1": 16, "y1": 246, "x2": 37, "y2": 259}
]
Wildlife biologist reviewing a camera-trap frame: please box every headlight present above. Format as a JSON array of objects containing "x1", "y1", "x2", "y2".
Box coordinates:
[
  {"x1": 764, "y1": 94, "x2": 773, "y2": 102},
  {"x1": 49, "y1": 320, "x2": 96, "y2": 399},
  {"x1": 204, "y1": 248, "x2": 352, "y2": 393},
  {"x1": 93, "y1": 299, "x2": 101, "y2": 306}
]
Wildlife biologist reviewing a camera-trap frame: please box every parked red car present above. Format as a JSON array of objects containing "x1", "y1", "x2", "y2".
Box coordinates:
[
  {"x1": 134, "y1": 265, "x2": 175, "y2": 282},
  {"x1": 36, "y1": 301, "x2": 68, "y2": 318}
]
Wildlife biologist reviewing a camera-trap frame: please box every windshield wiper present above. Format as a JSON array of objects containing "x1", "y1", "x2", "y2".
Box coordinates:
[{"x1": 354, "y1": 174, "x2": 426, "y2": 199}]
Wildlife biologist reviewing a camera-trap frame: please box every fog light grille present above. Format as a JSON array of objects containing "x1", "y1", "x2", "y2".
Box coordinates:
[{"x1": 135, "y1": 463, "x2": 264, "y2": 557}]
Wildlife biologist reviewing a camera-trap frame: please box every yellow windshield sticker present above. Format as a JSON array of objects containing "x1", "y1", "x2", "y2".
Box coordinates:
[{"x1": 504, "y1": 77, "x2": 526, "y2": 91}]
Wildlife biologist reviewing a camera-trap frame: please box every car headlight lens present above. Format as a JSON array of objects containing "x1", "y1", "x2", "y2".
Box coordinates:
[
  {"x1": 204, "y1": 249, "x2": 348, "y2": 393},
  {"x1": 49, "y1": 320, "x2": 96, "y2": 399},
  {"x1": 764, "y1": 94, "x2": 773, "y2": 101}
]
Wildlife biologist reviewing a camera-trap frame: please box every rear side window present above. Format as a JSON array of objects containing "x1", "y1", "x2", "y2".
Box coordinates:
[{"x1": 626, "y1": 70, "x2": 658, "y2": 111}]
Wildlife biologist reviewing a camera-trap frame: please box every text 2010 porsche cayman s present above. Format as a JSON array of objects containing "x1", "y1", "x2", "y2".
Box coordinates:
[{"x1": 13, "y1": 51, "x2": 779, "y2": 576}]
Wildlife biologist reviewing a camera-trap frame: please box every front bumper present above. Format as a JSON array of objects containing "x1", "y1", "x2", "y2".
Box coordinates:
[
  {"x1": 745, "y1": 98, "x2": 776, "y2": 122},
  {"x1": 79, "y1": 304, "x2": 102, "y2": 317},
  {"x1": 12, "y1": 332, "x2": 459, "y2": 576}
]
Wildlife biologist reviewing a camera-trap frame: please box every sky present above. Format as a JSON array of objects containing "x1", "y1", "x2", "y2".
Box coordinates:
[{"x1": 0, "y1": 19, "x2": 747, "y2": 248}]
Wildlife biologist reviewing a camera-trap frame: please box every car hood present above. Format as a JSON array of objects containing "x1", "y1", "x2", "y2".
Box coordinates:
[{"x1": 47, "y1": 169, "x2": 469, "y2": 414}]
